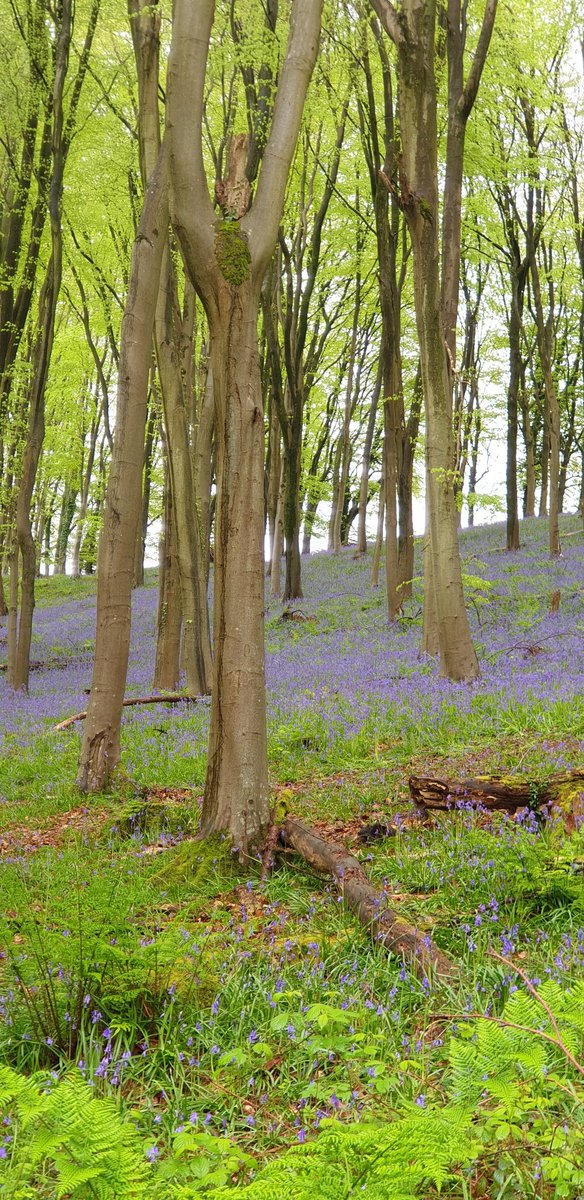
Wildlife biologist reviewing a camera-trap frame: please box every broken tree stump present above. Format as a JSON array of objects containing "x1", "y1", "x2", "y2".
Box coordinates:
[
  {"x1": 409, "y1": 772, "x2": 584, "y2": 832},
  {"x1": 280, "y1": 817, "x2": 457, "y2": 980}
]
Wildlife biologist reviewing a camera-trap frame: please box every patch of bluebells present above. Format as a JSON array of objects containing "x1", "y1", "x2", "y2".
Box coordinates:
[{"x1": 0, "y1": 518, "x2": 583, "y2": 774}]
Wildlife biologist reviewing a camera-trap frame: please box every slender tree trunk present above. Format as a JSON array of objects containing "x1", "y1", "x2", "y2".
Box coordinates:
[
  {"x1": 283, "y1": 409, "x2": 304, "y2": 600},
  {"x1": 54, "y1": 483, "x2": 77, "y2": 574},
  {"x1": 8, "y1": 0, "x2": 100, "y2": 690},
  {"x1": 392, "y1": 0, "x2": 479, "y2": 679},
  {"x1": 266, "y1": 400, "x2": 281, "y2": 571},
  {"x1": 530, "y1": 256, "x2": 560, "y2": 556},
  {"x1": 522, "y1": 390, "x2": 537, "y2": 518},
  {"x1": 397, "y1": 368, "x2": 422, "y2": 596},
  {"x1": 156, "y1": 250, "x2": 213, "y2": 693},
  {"x1": 506, "y1": 272, "x2": 523, "y2": 550},
  {"x1": 270, "y1": 459, "x2": 285, "y2": 597},
  {"x1": 356, "y1": 364, "x2": 382, "y2": 554},
  {"x1": 71, "y1": 399, "x2": 101, "y2": 578},
  {"x1": 370, "y1": 465, "x2": 385, "y2": 589},
  {"x1": 76, "y1": 145, "x2": 168, "y2": 790},
  {"x1": 302, "y1": 493, "x2": 318, "y2": 556},
  {"x1": 154, "y1": 463, "x2": 182, "y2": 690},
  {"x1": 133, "y1": 384, "x2": 156, "y2": 587},
  {"x1": 467, "y1": 398, "x2": 481, "y2": 527}
]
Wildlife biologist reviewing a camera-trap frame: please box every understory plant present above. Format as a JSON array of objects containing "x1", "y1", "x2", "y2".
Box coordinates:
[{"x1": 1, "y1": 977, "x2": 583, "y2": 1199}]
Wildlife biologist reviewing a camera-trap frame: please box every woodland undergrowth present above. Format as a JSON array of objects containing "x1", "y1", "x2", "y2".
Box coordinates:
[{"x1": 0, "y1": 516, "x2": 583, "y2": 1197}]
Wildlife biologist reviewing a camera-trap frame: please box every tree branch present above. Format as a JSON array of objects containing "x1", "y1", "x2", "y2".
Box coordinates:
[
  {"x1": 246, "y1": 0, "x2": 323, "y2": 279},
  {"x1": 369, "y1": 0, "x2": 403, "y2": 47},
  {"x1": 167, "y1": 0, "x2": 217, "y2": 309},
  {"x1": 459, "y1": 0, "x2": 498, "y2": 120}
]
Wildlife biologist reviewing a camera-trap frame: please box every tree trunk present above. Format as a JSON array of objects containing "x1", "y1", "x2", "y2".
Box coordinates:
[
  {"x1": 168, "y1": 0, "x2": 322, "y2": 850},
  {"x1": 370, "y1": 462, "x2": 385, "y2": 589},
  {"x1": 301, "y1": 493, "x2": 318, "y2": 556},
  {"x1": 8, "y1": 0, "x2": 99, "y2": 691},
  {"x1": 156, "y1": 250, "x2": 213, "y2": 694},
  {"x1": 283, "y1": 408, "x2": 304, "y2": 600},
  {"x1": 397, "y1": 368, "x2": 422, "y2": 596},
  {"x1": 154, "y1": 467, "x2": 182, "y2": 690},
  {"x1": 202, "y1": 285, "x2": 270, "y2": 853},
  {"x1": 521, "y1": 387, "x2": 537, "y2": 518},
  {"x1": 270, "y1": 459, "x2": 285, "y2": 597},
  {"x1": 76, "y1": 145, "x2": 168, "y2": 790},
  {"x1": 356, "y1": 364, "x2": 382, "y2": 554},
  {"x1": 133, "y1": 383, "x2": 156, "y2": 588},
  {"x1": 530, "y1": 255, "x2": 561, "y2": 556},
  {"x1": 506, "y1": 270, "x2": 523, "y2": 550},
  {"x1": 266, "y1": 397, "x2": 282, "y2": 571},
  {"x1": 396, "y1": 0, "x2": 479, "y2": 680},
  {"x1": 54, "y1": 483, "x2": 78, "y2": 574}
]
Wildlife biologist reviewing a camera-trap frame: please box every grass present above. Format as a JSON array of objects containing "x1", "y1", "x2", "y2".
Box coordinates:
[{"x1": 0, "y1": 515, "x2": 583, "y2": 1196}]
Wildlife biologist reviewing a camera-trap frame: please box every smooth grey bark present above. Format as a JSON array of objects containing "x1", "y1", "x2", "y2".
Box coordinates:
[
  {"x1": 129, "y1": 0, "x2": 212, "y2": 694},
  {"x1": 372, "y1": 0, "x2": 495, "y2": 679},
  {"x1": 167, "y1": 0, "x2": 323, "y2": 852},
  {"x1": 76, "y1": 144, "x2": 168, "y2": 791}
]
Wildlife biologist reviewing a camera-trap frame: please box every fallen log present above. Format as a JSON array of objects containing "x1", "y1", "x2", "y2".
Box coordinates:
[
  {"x1": 53, "y1": 693, "x2": 203, "y2": 731},
  {"x1": 409, "y1": 772, "x2": 584, "y2": 831},
  {"x1": 280, "y1": 817, "x2": 457, "y2": 980}
]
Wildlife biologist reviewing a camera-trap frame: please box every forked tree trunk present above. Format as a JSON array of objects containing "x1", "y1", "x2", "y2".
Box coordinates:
[{"x1": 168, "y1": 0, "x2": 322, "y2": 851}]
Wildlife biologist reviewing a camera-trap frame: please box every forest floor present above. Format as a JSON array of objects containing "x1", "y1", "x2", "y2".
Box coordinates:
[{"x1": 0, "y1": 515, "x2": 583, "y2": 1198}]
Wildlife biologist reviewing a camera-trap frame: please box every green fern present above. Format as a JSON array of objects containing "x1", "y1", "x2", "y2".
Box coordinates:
[{"x1": 0, "y1": 1066, "x2": 147, "y2": 1199}]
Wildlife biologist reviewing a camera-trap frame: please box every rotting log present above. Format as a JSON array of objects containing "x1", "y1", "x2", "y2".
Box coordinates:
[
  {"x1": 409, "y1": 773, "x2": 584, "y2": 832},
  {"x1": 280, "y1": 817, "x2": 457, "y2": 979},
  {"x1": 53, "y1": 693, "x2": 203, "y2": 731}
]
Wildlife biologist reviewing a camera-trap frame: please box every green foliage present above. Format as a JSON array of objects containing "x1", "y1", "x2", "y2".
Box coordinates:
[{"x1": 0, "y1": 1066, "x2": 147, "y2": 1199}]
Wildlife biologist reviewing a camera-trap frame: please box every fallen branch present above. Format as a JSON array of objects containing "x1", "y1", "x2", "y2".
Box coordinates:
[
  {"x1": 53, "y1": 693, "x2": 204, "y2": 731},
  {"x1": 409, "y1": 771, "x2": 584, "y2": 816},
  {"x1": 280, "y1": 817, "x2": 457, "y2": 980}
]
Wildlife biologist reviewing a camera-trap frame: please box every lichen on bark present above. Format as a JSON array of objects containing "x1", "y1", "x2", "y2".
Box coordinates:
[{"x1": 215, "y1": 219, "x2": 251, "y2": 286}]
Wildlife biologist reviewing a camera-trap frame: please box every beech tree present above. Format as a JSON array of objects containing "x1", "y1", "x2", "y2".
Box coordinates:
[
  {"x1": 166, "y1": 0, "x2": 322, "y2": 853},
  {"x1": 371, "y1": 0, "x2": 498, "y2": 680}
]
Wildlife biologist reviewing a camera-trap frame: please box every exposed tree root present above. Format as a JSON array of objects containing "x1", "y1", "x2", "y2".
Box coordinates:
[
  {"x1": 280, "y1": 816, "x2": 458, "y2": 980},
  {"x1": 53, "y1": 693, "x2": 203, "y2": 731}
]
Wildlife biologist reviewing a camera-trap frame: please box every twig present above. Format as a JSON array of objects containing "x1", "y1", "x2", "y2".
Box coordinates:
[
  {"x1": 487, "y1": 630, "x2": 569, "y2": 661},
  {"x1": 53, "y1": 693, "x2": 204, "y2": 731}
]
